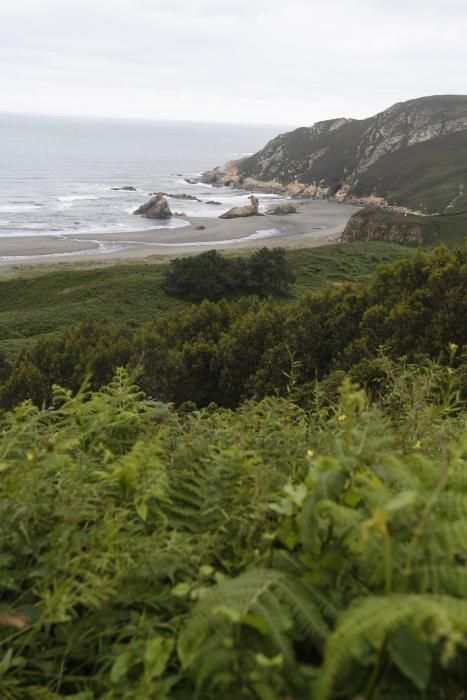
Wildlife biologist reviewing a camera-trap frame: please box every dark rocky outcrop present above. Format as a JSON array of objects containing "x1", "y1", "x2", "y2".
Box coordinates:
[
  {"x1": 111, "y1": 186, "x2": 137, "y2": 191},
  {"x1": 133, "y1": 194, "x2": 172, "y2": 219},
  {"x1": 207, "y1": 200, "x2": 222, "y2": 205},
  {"x1": 342, "y1": 210, "x2": 425, "y2": 245},
  {"x1": 267, "y1": 203, "x2": 298, "y2": 215},
  {"x1": 155, "y1": 193, "x2": 202, "y2": 201},
  {"x1": 341, "y1": 208, "x2": 467, "y2": 247},
  {"x1": 195, "y1": 225, "x2": 206, "y2": 230},
  {"x1": 219, "y1": 195, "x2": 260, "y2": 220}
]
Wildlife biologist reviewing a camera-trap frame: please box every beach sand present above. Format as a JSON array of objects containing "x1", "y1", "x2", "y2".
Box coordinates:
[{"x1": 0, "y1": 200, "x2": 357, "y2": 272}]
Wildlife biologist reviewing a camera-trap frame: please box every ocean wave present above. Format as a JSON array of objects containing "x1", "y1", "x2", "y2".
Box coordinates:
[
  {"x1": 117, "y1": 227, "x2": 283, "y2": 248},
  {"x1": 0, "y1": 229, "x2": 64, "y2": 238},
  {"x1": 0, "y1": 227, "x2": 283, "y2": 263},
  {"x1": 57, "y1": 195, "x2": 101, "y2": 202},
  {"x1": 0, "y1": 239, "x2": 128, "y2": 261},
  {"x1": 62, "y1": 217, "x2": 191, "y2": 235},
  {"x1": 0, "y1": 204, "x2": 42, "y2": 212}
]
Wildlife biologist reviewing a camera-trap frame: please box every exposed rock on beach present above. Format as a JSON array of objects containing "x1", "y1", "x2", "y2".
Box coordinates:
[
  {"x1": 267, "y1": 203, "x2": 298, "y2": 215},
  {"x1": 133, "y1": 193, "x2": 172, "y2": 219},
  {"x1": 219, "y1": 195, "x2": 260, "y2": 219},
  {"x1": 155, "y1": 193, "x2": 202, "y2": 201}
]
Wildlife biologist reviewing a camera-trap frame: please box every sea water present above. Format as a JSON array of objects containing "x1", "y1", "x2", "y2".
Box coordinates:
[{"x1": 0, "y1": 112, "x2": 284, "y2": 244}]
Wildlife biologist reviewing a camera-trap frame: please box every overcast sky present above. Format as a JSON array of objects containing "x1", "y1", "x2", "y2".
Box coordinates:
[{"x1": 1, "y1": 0, "x2": 466, "y2": 126}]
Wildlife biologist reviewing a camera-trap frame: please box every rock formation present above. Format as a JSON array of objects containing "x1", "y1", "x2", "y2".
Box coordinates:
[
  {"x1": 341, "y1": 209, "x2": 436, "y2": 245},
  {"x1": 194, "y1": 95, "x2": 467, "y2": 214},
  {"x1": 219, "y1": 195, "x2": 259, "y2": 220},
  {"x1": 342, "y1": 207, "x2": 467, "y2": 247},
  {"x1": 267, "y1": 203, "x2": 298, "y2": 215},
  {"x1": 155, "y1": 193, "x2": 202, "y2": 201},
  {"x1": 133, "y1": 194, "x2": 172, "y2": 219},
  {"x1": 111, "y1": 186, "x2": 136, "y2": 191}
]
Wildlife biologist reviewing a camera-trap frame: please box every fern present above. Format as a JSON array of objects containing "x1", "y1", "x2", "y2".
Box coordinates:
[
  {"x1": 315, "y1": 594, "x2": 467, "y2": 700},
  {"x1": 178, "y1": 568, "x2": 329, "y2": 691}
]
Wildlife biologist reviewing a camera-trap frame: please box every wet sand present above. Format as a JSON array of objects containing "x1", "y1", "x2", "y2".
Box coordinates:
[{"x1": 0, "y1": 200, "x2": 357, "y2": 271}]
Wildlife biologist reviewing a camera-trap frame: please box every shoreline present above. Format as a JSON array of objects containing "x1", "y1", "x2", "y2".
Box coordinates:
[{"x1": 0, "y1": 200, "x2": 358, "y2": 273}]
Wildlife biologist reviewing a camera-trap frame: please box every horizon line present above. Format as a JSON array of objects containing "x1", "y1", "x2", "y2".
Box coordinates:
[{"x1": 0, "y1": 108, "x2": 295, "y2": 131}]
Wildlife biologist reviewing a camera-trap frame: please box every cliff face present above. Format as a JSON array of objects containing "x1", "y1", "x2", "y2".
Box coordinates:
[
  {"x1": 200, "y1": 96, "x2": 467, "y2": 214},
  {"x1": 342, "y1": 211, "x2": 427, "y2": 245},
  {"x1": 341, "y1": 209, "x2": 467, "y2": 247}
]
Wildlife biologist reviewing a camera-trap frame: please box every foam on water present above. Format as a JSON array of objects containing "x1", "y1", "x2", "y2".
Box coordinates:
[
  {"x1": 115, "y1": 227, "x2": 283, "y2": 249},
  {"x1": 0, "y1": 239, "x2": 128, "y2": 261},
  {"x1": 0, "y1": 204, "x2": 43, "y2": 213},
  {"x1": 0, "y1": 114, "x2": 288, "y2": 245},
  {"x1": 57, "y1": 195, "x2": 101, "y2": 202},
  {"x1": 0, "y1": 226, "x2": 284, "y2": 261}
]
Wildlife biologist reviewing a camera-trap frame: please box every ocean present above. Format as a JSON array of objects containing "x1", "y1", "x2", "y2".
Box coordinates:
[{"x1": 0, "y1": 113, "x2": 284, "y2": 244}]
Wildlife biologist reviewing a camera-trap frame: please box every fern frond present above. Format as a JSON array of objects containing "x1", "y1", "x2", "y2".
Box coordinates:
[
  {"x1": 315, "y1": 594, "x2": 467, "y2": 700},
  {"x1": 178, "y1": 567, "x2": 329, "y2": 682}
]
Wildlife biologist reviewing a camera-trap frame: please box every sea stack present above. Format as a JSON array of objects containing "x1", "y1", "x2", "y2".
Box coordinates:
[
  {"x1": 219, "y1": 195, "x2": 259, "y2": 219},
  {"x1": 133, "y1": 193, "x2": 172, "y2": 219}
]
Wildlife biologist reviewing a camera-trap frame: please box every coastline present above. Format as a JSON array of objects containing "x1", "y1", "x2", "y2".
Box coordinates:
[{"x1": 0, "y1": 200, "x2": 358, "y2": 273}]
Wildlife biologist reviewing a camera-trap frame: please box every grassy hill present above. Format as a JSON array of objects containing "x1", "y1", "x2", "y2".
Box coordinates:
[
  {"x1": 0, "y1": 243, "x2": 414, "y2": 358},
  {"x1": 353, "y1": 130, "x2": 467, "y2": 213}
]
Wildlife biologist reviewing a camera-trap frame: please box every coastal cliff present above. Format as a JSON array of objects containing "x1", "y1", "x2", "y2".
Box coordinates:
[
  {"x1": 341, "y1": 208, "x2": 467, "y2": 247},
  {"x1": 198, "y1": 95, "x2": 467, "y2": 215}
]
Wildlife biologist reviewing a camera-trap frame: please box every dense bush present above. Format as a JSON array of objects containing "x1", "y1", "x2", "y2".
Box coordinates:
[
  {"x1": 0, "y1": 359, "x2": 466, "y2": 698},
  {"x1": 1, "y1": 245, "x2": 465, "y2": 411},
  {"x1": 163, "y1": 247, "x2": 296, "y2": 301}
]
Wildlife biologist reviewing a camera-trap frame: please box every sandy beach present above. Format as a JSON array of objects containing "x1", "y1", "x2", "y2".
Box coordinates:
[{"x1": 0, "y1": 200, "x2": 357, "y2": 270}]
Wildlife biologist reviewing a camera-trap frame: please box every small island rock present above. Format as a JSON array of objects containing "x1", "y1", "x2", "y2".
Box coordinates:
[
  {"x1": 133, "y1": 193, "x2": 172, "y2": 219},
  {"x1": 219, "y1": 195, "x2": 259, "y2": 220},
  {"x1": 267, "y1": 203, "x2": 298, "y2": 215}
]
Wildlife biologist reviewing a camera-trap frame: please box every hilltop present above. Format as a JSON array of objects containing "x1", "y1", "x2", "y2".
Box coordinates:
[{"x1": 198, "y1": 95, "x2": 467, "y2": 214}]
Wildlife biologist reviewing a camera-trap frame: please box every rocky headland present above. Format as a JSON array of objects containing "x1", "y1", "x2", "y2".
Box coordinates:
[
  {"x1": 341, "y1": 208, "x2": 467, "y2": 247},
  {"x1": 194, "y1": 95, "x2": 467, "y2": 217}
]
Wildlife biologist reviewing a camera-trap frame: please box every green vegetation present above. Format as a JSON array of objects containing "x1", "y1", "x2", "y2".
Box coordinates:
[
  {"x1": 0, "y1": 261, "x2": 180, "y2": 358},
  {"x1": 238, "y1": 95, "x2": 467, "y2": 213},
  {"x1": 0, "y1": 245, "x2": 464, "y2": 410},
  {"x1": 163, "y1": 248, "x2": 295, "y2": 301},
  {"x1": 343, "y1": 208, "x2": 467, "y2": 247},
  {"x1": 0, "y1": 356, "x2": 466, "y2": 698},
  {"x1": 0, "y1": 242, "x2": 413, "y2": 358},
  {"x1": 0, "y1": 238, "x2": 465, "y2": 697},
  {"x1": 354, "y1": 130, "x2": 467, "y2": 213},
  {"x1": 286, "y1": 242, "x2": 414, "y2": 296}
]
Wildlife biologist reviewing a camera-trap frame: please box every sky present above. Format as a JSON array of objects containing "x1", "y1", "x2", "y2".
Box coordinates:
[{"x1": 1, "y1": 0, "x2": 466, "y2": 126}]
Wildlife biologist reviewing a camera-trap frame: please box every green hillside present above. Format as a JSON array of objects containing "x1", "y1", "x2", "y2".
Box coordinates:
[
  {"x1": 230, "y1": 95, "x2": 467, "y2": 213},
  {"x1": 0, "y1": 243, "x2": 413, "y2": 358},
  {"x1": 353, "y1": 130, "x2": 467, "y2": 213}
]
